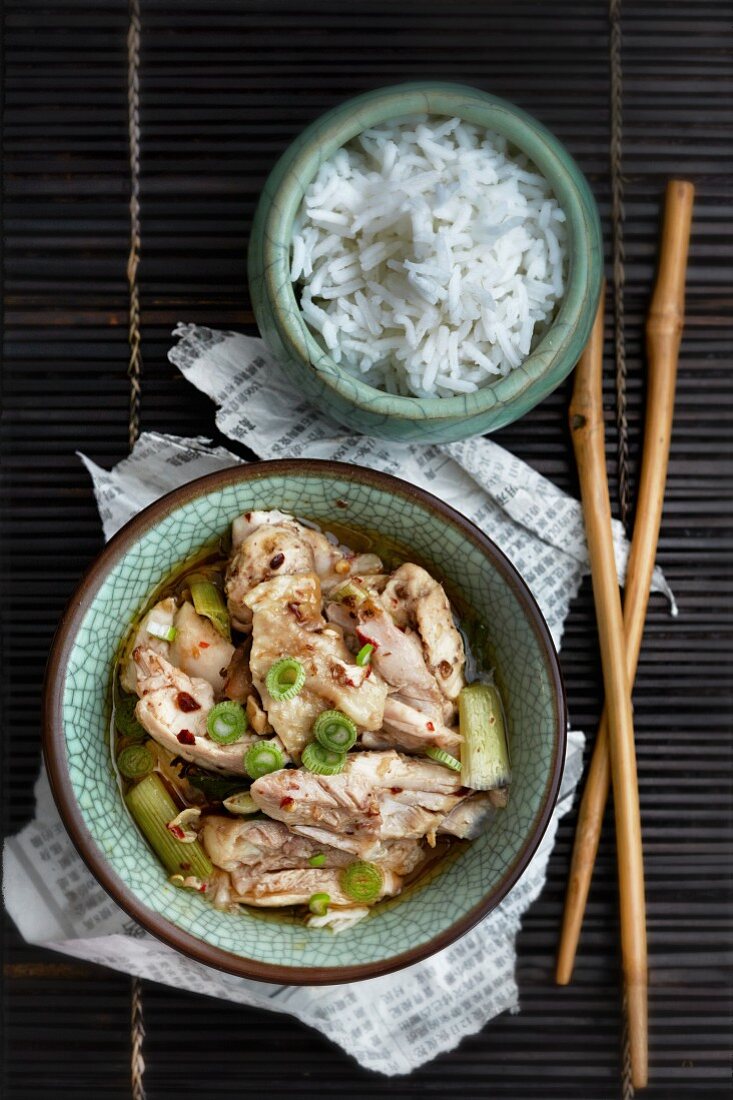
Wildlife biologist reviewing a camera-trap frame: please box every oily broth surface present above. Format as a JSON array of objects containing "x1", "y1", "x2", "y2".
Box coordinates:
[{"x1": 111, "y1": 516, "x2": 493, "y2": 923}]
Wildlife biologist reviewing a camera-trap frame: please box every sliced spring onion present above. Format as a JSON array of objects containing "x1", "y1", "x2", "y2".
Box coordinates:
[
  {"x1": 265, "y1": 657, "x2": 306, "y2": 701},
  {"x1": 331, "y1": 579, "x2": 369, "y2": 606},
  {"x1": 308, "y1": 852, "x2": 326, "y2": 868},
  {"x1": 125, "y1": 773, "x2": 213, "y2": 878},
  {"x1": 188, "y1": 574, "x2": 231, "y2": 642},
  {"x1": 206, "y1": 700, "x2": 248, "y2": 745},
  {"x1": 146, "y1": 619, "x2": 177, "y2": 643},
  {"x1": 355, "y1": 643, "x2": 374, "y2": 667},
  {"x1": 339, "y1": 861, "x2": 383, "y2": 904},
  {"x1": 308, "y1": 892, "x2": 330, "y2": 916},
  {"x1": 222, "y1": 791, "x2": 258, "y2": 815},
  {"x1": 425, "y1": 746, "x2": 462, "y2": 772},
  {"x1": 114, "y1": 695, "x2": 146, "y2": 740},
  {"x1": 458, "y1": 683, "x2": 512, "y2": 791},
  {"x1": 116, "y1": 744, "x2": 155, "y2": 779},
  {"x1": 313, "y1": 710, "x2": 357, "y2": 753},
  {"x1": 301, "y1": 742, "x2": 346, "y2": 775},
  {"x1": 244, "y1": 740, "x2": 285, "y2": 780}
]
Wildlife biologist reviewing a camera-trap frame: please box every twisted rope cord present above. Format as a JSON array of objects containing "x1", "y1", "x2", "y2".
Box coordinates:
[
  {"x1": 620, "y1": 990, "x2": 635, "y2": 1100},
  {"x1": 127, "y1": 2, "x2": 146, "y2": 1096},
  {"x1": 611, "y1": 4, "x2": 634, "y2": 1094},
  {"x1": 131, "y1": 974, "x2": 147, "y2": 1100},
  {"x1": 127, "y1": 0, "x2": 143, "y2": 450},
  {"x1": 610, "y1": 0, "x2": 630, "y2": 530}
]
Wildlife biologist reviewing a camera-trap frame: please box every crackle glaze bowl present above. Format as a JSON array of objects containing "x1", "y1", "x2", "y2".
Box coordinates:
[
  {"x1": 248, "y1": 81, "x2": 603, "y2": 444},
  {"x1": 44, "y1": 461, "x2": 566, "y2": 984}
]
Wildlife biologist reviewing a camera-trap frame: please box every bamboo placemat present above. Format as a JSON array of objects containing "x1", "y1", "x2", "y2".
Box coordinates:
[{"x1": 2, "y1": 2, "x2": 732, "y2": 1097}]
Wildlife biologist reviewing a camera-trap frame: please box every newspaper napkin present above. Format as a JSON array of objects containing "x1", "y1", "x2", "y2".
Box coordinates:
[{"x1": 4, "y1": 326, "x2": 675, "y2": 1076}]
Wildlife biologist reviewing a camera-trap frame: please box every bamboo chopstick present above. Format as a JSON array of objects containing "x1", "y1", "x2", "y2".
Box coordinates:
[
  {"x1": 567, "y1": 287, "x2": 648, "y2": 1090},
  {"x1": 556, "y1": 181, "x2": 695, "y2": 990}
]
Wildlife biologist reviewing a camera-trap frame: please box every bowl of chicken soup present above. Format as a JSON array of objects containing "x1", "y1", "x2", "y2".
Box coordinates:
[{"x1": 44, "y1": 460, "x2": 566, "y2": 983}]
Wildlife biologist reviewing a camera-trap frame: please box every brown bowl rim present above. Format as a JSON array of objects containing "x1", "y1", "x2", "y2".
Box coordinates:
[{"x1": 43, "y1": 458, "x2": 567, "y2": 986}]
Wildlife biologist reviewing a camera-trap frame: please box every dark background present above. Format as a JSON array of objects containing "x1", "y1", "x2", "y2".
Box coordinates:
[{"x1": 2, "y1": 1, "x2": 732, "y2": 1097}]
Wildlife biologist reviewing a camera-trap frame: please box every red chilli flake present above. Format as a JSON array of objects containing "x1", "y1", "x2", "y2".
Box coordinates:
[
  {"x1": 177, "y1": 729, "x2": 195, "y2": 745},
  {"x1": 279, "y1": 796, "x2": 295, "y2": 810},
  {"x1": 426, "y1": 721, "x2": 435, "y2": 732},
  {"x1": 199, "y1": 641, "x2": 210, "y2": 649},
  {"x1": 177, "y1": 691, "x2": 201, "y2": 713},
  {"x1": 168, "y1": 824, "x2": 186, "y2": 840},
  {"x1": 390, "y1": 787, "x2": 403, "y2": 794},
  {"x1": 269, "y1": 552, "x2": 285, "y2": 570}
]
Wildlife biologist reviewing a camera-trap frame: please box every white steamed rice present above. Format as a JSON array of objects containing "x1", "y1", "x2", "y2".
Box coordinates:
[{"x1": 290, "y1": 114, "x2": 567, "y2": 399}]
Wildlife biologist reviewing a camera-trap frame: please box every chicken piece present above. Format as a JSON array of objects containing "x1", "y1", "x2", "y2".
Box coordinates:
[
  {"x1": 250, "y1": 750, "x2": 465, "y2": 853},
  {"x1": 438, "y1": 792, "x2": 504, "y2": 839},
  {"x1": 244, "y1": 573, "x2": 387, "y2": 756},
  {"x1": 382, "y1": 564, "x2": 465, "y2": 701},
  {"x1": 226, "y1": 866, "x2": 402, "y2": 908},
  {"x1": 362, "y1": 697, "x2": 462, "y2": 753},
  {"x1": 226, "y1": 524, "x2": 314, "y2": 630},
  {"x1": 227, "y1": 510, "x2": 383, "y2": 623},
  {"x1": 168, "y1": 600, "x2": 235, "y2": 695},
  {"x1": 232, "y1": 510, "x2": 294, "y2": 546},
  {"x1": 329, "y1": 591, "x2": 452, "y2": 725},
  {"x1": 120, "y1": 597, "x2": 178, "y2": 694},
  {"x1": 203, "y1": 817, "x2": 353, "y2": 872},
  {"x1": 202, "y1": 815, "x2": 424, "y2": 876},
  {"x1": 133, "y1": 647, "x2": 249, "y2": 775}
]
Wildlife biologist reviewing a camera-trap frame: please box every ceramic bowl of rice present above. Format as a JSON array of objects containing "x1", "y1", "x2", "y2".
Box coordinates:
[{"x1": 249, "y1": 82, "x2": 602, "y2": 443}]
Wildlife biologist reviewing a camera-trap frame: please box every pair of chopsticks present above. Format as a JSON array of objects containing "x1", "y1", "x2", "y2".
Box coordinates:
[{"x1": 558, "y1": 181, "x2": 695, "y2": 1090}]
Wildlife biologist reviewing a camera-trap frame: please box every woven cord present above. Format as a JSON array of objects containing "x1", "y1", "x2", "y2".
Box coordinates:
[
  {"x1": 611, "y1": 2, "x2": 635, "y2": 1093},
  {"x1": 127, "y1": 0, "x2": 143, "y2": 450},
  {"x1": 620, "y1": 990, "x2": 635, "y2": 1100},
  {"x1": 610, "y1": 0, "x2": 630, "y2": 530},
  {"x1": 127, "y1": 1, "x2": 147, "y2": 1096}
]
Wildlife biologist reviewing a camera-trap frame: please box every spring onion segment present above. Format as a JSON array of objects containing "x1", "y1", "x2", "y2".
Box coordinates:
[
  {"x1": 313, "y1": 710, "x2": 357, "y2": 753},
  {"x1": 458, "y1": 683, "x2": 511, "y2": 791},
  {"x1": 188, "y1": 573, "x2": 231, "y2": 641},
  {"x1": 114, "y1": 696, "x2": 146, "y2": 740},
  {"x1": 265, "y1": 657, "x2": 306, "y2": 701},
  {"x1": 355, "y1": 643, "x2": 374, "y2": 666},
  {"x1": 308, "y1": 852, "x2": 326, "y2": 868},
  {"x1": 308, "y1": 892, "x2": 330, "y2": 916},
  {"x1": 425, "y1": 746, "x2": 462, "y2": 772},
  {"x1": 116, "y1": 744, "x2": 155, "y2": 779},
  {"x1": 125, "y1": 774, "x2": 213, "y2": 878},
  {"x1": 146, "y1": 619, "x2": 177, "y2": 643},
  {"x1": 339, "y1": 861, "x2": 383, "y2": 904},
  {"x1": 331, "y1": 579, "x2": 369, "y2": 606},
  {"x1": 222, "y1": 791, "x2": 258, "y2": 815},
  {"x1": 301, "y1": 742, "x2": 346, "y2": 775},
  {"x1": 206, "y1": 700, "x2": 248, "y2": 744},
  {"x1": 244, "y1": 740, "x2": 285, "y2": 780}
]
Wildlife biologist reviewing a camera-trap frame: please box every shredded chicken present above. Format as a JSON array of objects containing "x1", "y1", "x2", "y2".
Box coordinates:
[
  {"x1": 382, "y1": 564, "x2": 466, "y2": 701},
  {"x1": 133, "y1": 647, "x2": 250, "y2": 774},
  {"x1": 250, "y1": 750, "x2": 465, "y2": 854},
  {"x1": 226, "y1": 509, "x2": 382, "y2": 628},
  {"x1": 244, "y1": 573, "x2": 387, "y2": 756}
]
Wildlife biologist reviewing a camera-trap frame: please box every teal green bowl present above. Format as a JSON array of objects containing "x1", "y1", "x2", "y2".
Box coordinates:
[
  {"x1": 44, "y1": 461, "x2": 566, "y2": 984},
  {"x1": 249, "y1": 82, "x2": 602, "y2": 443}
]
